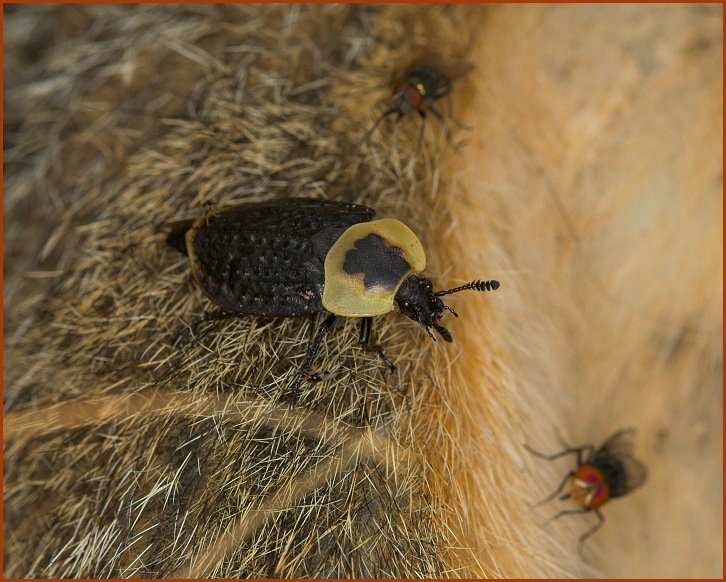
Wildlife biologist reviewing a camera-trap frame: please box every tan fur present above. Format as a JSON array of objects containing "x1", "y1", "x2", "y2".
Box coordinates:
[{"x1": 4, "y1": 5, "x2": 721, "y2": 578}]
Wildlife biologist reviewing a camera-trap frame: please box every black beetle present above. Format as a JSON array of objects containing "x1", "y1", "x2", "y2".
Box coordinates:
[
  {"x1": 167, "y1": 198, "x2": 499, "y2": 407},
  {"x1": 525, "y1": 428, "x2": 648, "y2": 556},
  {"x1": 360, "y1": 64, "x2": 457, "y2": 144}
]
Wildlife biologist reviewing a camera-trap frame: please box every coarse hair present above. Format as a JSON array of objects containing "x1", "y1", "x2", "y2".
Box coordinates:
[{"x1": 4, "y1": 4, "x2": 722, "y2": 578}]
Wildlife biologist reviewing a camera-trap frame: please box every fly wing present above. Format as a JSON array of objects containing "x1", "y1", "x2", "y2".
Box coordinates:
[
  {"x1": 594, "y1": 428, "x2": 638, "y2": 460},
  {"x1": 595, "y1": 428, "x2": 647, "y2": 497},
  {"x1": 610, "y1": 455, "x2": 648, "y2": 498},
  {"x1": 174, "y1": 199, "x2": 375, "y2": 317}
]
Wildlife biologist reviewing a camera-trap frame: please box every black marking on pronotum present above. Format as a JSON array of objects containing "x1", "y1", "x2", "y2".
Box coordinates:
[
  {"x1": 525, "y1": 428, "x2": 648, "y2": 557},
  {"x1": 343, "y1": 233, "x2": 411, "y2": 291},
  {"x1": 166, "y1": 198, "x2": 500, "y2": 408}
]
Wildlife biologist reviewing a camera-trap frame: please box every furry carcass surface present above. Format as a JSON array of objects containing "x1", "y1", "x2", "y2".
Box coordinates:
[{"x1": 4, "y1": 4, "x2": 722, "y2": 578}]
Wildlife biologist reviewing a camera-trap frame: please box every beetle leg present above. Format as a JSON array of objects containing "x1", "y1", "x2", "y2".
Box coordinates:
[
  {"x1": 289, "y1": 313, "x2": 337, "y2": 409},
  {"x1": 358, "y1": 316, "x2": 372, "y2": 344},
  {"x1": 358, "y1": 317, "x2": 396, "y2": 373}
]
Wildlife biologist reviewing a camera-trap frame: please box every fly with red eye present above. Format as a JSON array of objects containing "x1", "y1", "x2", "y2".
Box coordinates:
[
  {"x1": 524, "y1": 428, "x2": 648, "y2": 556},
  {"x1": 360, "y1": 65, "x2": 459, "y2": 145}
]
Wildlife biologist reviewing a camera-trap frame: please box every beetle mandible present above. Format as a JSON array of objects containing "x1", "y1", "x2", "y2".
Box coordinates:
[{"x1": 167, "y1": 198, "x2": 500, "y2": 407}]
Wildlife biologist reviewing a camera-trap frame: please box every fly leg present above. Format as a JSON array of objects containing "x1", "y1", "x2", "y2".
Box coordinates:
[
  {"x1": 524, "y1": 442, "x2": 595, "y2": 467},
  {"x1": 577, "y1": 509, "x2": 605, "y2": 558},
  {"x1": 544, "y1": 505, "x2": 605, "y2": 559},
  {"x1": 547, "y1": 506, "x2": 590, "y2": 524},
  {"x1": 524, "y1": 442, "x2": 595, "y2": 506},
  {"x1": 415, "y1": 110, "x2": 428, "y2": 152},
  {"x1": 533, "y1": 470, "x2": 575, "y2": 506},
  {"x1": 443, "y1": 91, "x2": 473, "y2": 131},
  {"x1": 358, "y1": 108, "x2": 400, "y2": 146},
  {"x1": 545, "y1": 506, "x2": 600, "y2": 558}
]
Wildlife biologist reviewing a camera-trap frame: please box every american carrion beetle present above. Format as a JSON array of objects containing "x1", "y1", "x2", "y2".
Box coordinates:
[{"x1": 167, "y1": 198, "x2": 500, "y2": 407}]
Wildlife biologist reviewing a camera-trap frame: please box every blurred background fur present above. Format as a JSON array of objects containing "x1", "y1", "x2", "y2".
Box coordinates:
[{"x1": 4, "y1": 4, "x2": 722, "y2": 578}]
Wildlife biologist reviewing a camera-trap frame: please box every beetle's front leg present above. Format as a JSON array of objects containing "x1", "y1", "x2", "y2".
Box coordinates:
[
  {"x1": 358, "y1": 317, "x2": 396, "y2": 373},
  {"x1": 289, "y1": 313, "x2": 337, "y2": 409}
]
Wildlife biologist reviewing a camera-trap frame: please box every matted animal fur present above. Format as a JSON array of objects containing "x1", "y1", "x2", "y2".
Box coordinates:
[{"x1": 4, "y1": 4, "x2": 722, "y2": 578}]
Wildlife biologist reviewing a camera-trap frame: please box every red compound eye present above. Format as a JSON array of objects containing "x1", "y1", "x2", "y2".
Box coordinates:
[
  {"x1": 570, "y1": 465, "x2": 610, "y2": 509},
  {"x1": 403, "y1": 84, "x2": 425, "y2": 109}
]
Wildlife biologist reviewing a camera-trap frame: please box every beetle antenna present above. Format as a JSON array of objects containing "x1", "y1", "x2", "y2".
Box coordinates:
[
  {"x1": 359, "y1": 108, "x2": 401, "y2": 145},
  {"x1": 435, "y1": 279, "x2": 500, "y2": 297},
  {"x1": 425, "y1": 326, "x2": 437, "y2": 342}
]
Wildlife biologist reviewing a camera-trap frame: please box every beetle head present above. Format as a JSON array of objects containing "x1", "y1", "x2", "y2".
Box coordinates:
[
  {"x1": 394, "y1": 275, "x2": 451, "y2": 341},
  {"x1": 394, "y1": 275, "x2": 501, "y2": 343}
]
